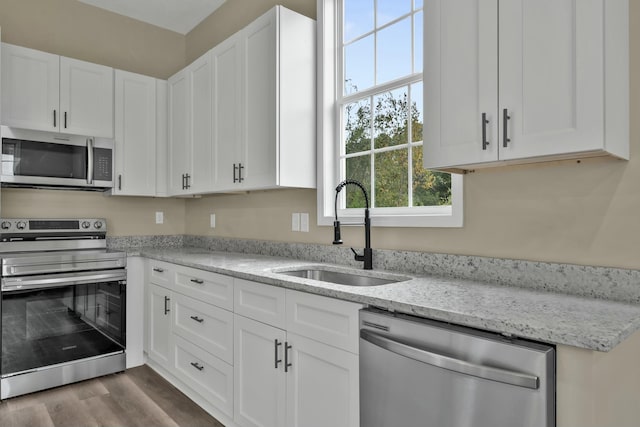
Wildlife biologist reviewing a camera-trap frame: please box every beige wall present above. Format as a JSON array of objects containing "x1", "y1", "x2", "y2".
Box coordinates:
[
  {"x1": 1, "y1": 189, "x2": 185, "y2": 236},
  {"x1": 0, "y1": 0, "x2": 186, "y2": 79},
  {"x1": 184, "y1": 0, "x2": 640, "y2": 270}
]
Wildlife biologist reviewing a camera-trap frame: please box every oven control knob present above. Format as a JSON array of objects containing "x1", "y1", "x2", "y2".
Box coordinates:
[
  {"x1": 1, "y1": 221, "x2": 11, "y2": 230},
  {"x1": 82, "y1": 221, "x2": 91, "y2": 229},
  {"x1": 94, "y1": 221, "x2": 103, "y2": 229},
  {"x1": 16, "y1": 221, "x2": 27, "y2": 230}
]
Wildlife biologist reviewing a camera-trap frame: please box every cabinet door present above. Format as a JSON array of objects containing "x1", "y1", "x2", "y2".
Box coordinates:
[
  {"x1": 423, "y1": 0, "x2": 498, "y2": 169},
  {"x1": 113, "y1": 70, "x2": 156, "y2": 196},
  {"x1": 242, "y1": 9, "x2": 278, "y2": 188},
  {"x1": 286, "y1": 333, "x2": 359, "y2": 427},
  {"x1": 498, "y1": 0, "x2": 604, "y2": 160},
  {"x1": 1, "y1": 43, "x2": 60, "y2": 132},
  {"x1": 188, "y1": 52, "x2": 213, "y2": 193},
  {"x1": 168, "y1": 69, "x2": 190, "y2": 195},
  {"x1": 234, "y1": 315, "x2": 286, "y2": 427},
  {"x1": 148, "y1": 283, "x2": 172, "y2": 369},
  {"x1": 60, "y1": 56, "x2": 114, "y2": 138},
  {"x1": 212, "y1": 34, "x2": 243, "y2": 190}
]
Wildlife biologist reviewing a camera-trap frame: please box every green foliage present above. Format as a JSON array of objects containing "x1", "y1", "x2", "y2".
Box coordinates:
[{"x1": 343, "y1": 90, "x2": 451, "y2": 208}]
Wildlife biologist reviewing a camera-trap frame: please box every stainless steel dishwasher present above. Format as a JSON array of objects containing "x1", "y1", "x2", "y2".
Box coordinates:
[{"x1": 360, "y1": 308, "x2": 555, "y2": 427}]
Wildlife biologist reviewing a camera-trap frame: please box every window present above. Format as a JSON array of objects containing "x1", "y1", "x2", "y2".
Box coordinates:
[{"x1": 318, "y1": 0, "x2": 463, "y2": 227}]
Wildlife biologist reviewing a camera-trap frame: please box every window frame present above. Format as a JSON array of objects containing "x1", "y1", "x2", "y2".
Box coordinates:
[{"x1": 316, "y1": 0, "x2": 464, "y2": 228}]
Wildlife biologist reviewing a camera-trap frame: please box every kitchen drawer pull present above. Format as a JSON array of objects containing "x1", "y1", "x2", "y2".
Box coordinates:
[
  {"x1": 190, "y1": 362, "x2": 204, "y2": 371},
  {"x1": 284, "y1": 342, "x2": 292, "y2": 372},
  {"x1": 360, "y1": 329, "x2": 539, "y2": 390},
  {"x1": 153, "y1": 268, "x2": 164, "y2": 273},
  {"x1": 190, "y1": 278, "x2": 204, "y2": 284},
  {"x1": 481, "y1": 113, "x2": 489, "y2": 150},
  {"x1": 163, "y1": 296, "x2": 170, "y2": 315},
  {"x1": 190, "y1": 315, "x2": 204, "y2": 323},
  {"x1": 503, "y1": 108, "x2": 511, "y2": 147},
  {"x1": 274, "y1": 339, "x2": 282, "y2": 368}
]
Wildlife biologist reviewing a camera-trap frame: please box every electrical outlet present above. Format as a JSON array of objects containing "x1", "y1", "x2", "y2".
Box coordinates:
[
  {"x1": 300, "y1": 213, "x2": 309, "y2": 232},
  {"x1": 155, "y1": 211, "x2": 164, "y2": 224},
  {"x1": 210, "y1": 213, "x2": 216, "y2": 228},
  {"x1": 291, "y1": 213, "x2": 300, "y2": 232}
]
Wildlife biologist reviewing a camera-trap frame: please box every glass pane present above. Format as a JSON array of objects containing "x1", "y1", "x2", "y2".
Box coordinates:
[
  {"x1": 344, "y1": 0, "x2": 374, "y2": 42},
  {"x1": 344, "y1": 98, "x2": 372, "y2": 154},
  {"x1": 344, "y1": 35, "x2": 374, "y2": 94},
  {"x1": 346, "y1": 155, "x2": 371, "y2": 208},
  {"x1": 415, "y1": 0, "x2": 424, "y2": 10},
  {"x1": 377, "y1": 0, "x2": 411, "y2": 27},
  {"x1": 375, "y1": 149, "x2": 408, "y2": 207},
  {"x1": 374, "y1": 87, "x2": 409, "y2": 149},
  {"x1": 410, "y1": 82, "x2": 423, "y2": 142},
  {"x1": 412, "y1": 146, "x2": 452, "y2": 206},
  {"x1": 414, "y1": 11, "x2": 423, "y2": 73},
  {"x1": 376, "y1": 17, "x2": 412, "y2": 84}
]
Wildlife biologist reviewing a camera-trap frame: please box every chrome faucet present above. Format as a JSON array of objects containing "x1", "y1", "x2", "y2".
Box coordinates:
[{"x1": 333, "y1": 179, "x2": 372, "y2": 270}]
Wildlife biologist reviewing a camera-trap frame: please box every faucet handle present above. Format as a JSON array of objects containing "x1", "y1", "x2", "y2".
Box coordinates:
[{"x1": 351, "y1": 247, "x2": 365, "y2": 261}]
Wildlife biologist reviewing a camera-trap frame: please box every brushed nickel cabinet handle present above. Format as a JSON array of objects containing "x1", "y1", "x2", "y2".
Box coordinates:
[
  {"x1": 503, "y1": 108, "x2": 511, "y2": 148},
  {"x1": 481, "y1": 113, "x2": 489, "y2": 150}
]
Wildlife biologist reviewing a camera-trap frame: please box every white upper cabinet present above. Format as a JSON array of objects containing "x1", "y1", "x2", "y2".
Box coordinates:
[
  {"x1": 168, "y1": 68, "x2": 190, "y2": 195},
  {"x1": 168, "y1": 51, "x2": 213, "y2": 196},
  {"x1": 1, "y1": 43, "x2": 114, "y2": 138},
  {"x1": 210, "y1": 5, "x2": 316, "y2": 192},
  {"x1": 424, "y1": 0, "x2": 629, "y2": 170},
  {"x1": 112, "y1": 70, "x2": 157, "y2": 196}
]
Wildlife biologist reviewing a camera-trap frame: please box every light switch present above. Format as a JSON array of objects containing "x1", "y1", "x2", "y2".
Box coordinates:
[
  {"x1": 210, "y1": 213, "x2": 216, "y2": 228},
  {"x1": 292, "y1": 213, "x2": 300, "y2": 232},
  {"x1": 300, "y1": 213, "x2": 309, "y2": 232},
  {"x1": 155, "y1": 211, "x2": 164, "y2": 224}
]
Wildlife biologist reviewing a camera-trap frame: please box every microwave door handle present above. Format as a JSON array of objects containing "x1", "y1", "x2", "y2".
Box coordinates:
[{"x1": 86, "y1": 137, "x2": 94, "y2": 185}]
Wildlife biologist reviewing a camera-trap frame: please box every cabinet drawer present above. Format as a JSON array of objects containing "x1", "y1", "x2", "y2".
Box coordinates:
[
  {"x1": 174, "y1": 265, "x2": 234, "y2": 310},
  {"x1": 286, "y1": 290, "x2": 362, "y2": 354},
  {"x1": 173, "y1": 293, "x2": 233, "y2": 364},
  {"x1": 147, "y1": 260, "x2": 173, "y2": 287},
  {"x1": 173, "y1": 335, "x2": 234, "y2": 418},
  {"x1": 234, "y1": 279, "x2": 286, "y2": 329}
]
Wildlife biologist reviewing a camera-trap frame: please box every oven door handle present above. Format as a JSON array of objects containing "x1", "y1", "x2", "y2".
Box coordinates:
[{"x1": 1, "y1": 270, "x2": 126, "y2": 292}]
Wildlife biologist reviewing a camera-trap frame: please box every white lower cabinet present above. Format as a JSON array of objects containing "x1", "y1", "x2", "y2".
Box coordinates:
[
  {"x1": 147, "y1": 283, "x2": 172, "y2": 370},
  {"x1": 145, "y1": 262, "x2": 361, "y2": 427},
  {"x1": 234, "y1": 315, "x2": 287, "y2": 427}
]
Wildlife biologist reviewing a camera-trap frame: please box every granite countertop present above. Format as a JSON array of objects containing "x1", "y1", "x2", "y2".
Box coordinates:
[{"x1": 128, "y1": 246, "x2": 640, "y2": 352}]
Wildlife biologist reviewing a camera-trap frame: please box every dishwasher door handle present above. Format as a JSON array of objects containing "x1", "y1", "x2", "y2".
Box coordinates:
[{"x1": 360, "y1": 329, "x2": 539, "y2": 390}]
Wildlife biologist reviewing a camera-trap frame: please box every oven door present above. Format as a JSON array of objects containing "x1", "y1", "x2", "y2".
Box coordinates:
[{"x1": 1, "y1": 269, "x2": 126, "y2": 379}]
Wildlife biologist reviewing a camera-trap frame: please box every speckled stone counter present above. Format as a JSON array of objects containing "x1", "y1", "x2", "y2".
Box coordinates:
[{"x1": 125, "y1": 246, "x2": 640, "y2": 352}]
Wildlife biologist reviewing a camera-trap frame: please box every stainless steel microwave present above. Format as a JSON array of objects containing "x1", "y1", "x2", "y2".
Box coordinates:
[{"x1": 1, "y1": 126, "x2": 113, "y2": 191}]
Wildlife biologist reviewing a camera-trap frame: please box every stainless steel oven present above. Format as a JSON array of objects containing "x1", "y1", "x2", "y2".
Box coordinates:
[
  {"x1": 1, "y1": 126, "x2": 113, "y2": 191},
  {"x1": 0, "y1": 218, "x2": 126, "y2": 399}
]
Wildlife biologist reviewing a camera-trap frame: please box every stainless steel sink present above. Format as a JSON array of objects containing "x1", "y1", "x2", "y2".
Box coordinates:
[{"x1": 276, "y1": 267, "x2": 409, "y2": 287}]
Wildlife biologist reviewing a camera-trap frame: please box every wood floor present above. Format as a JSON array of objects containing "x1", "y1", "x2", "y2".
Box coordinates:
[{"x1": 0, "y1": 365, "x2": 225, "y2": 427}]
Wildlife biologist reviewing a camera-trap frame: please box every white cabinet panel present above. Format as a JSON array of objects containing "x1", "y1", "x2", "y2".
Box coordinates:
[
  {"x1": 286, "y1": 290, "x2": 362, "y2": 354},
  {"x1": 234, "y1": 314, "x2": 286, "y2": 427},
  {"x1": 168, "y1": 68, "x2": 190, "y2": 195},
  {"x1": 60, "y1": 56, "x2": 114, "y2": 138},
  {"x1": 174, "y1": 265, "x2": 234, "y2": 311},
  {"x1": 1, "y1": 43, "x2": 59, "y2": 132},
  {"x1": 211, "y1": 34, "x2": 243, "y2": 189},
  {"x1": 424, "y1": 0, "x2": 629, "y2": 170},
  {"x1": 234, "y1": 279, "x2": 286, "y2": 329},
  {"x1": 188, "y1": 52, "x2": 213, "y2": 193},
  {"x1": 173, "y1": 292, "x2": 234, "y2": 364},
  {"x1": 147, "y1": 283, "x2": 172, "y2": 370},
  {"x1": 286, "y1": 333, "x2": 359, "y2": 427},
  {"x1": 113, "y1": 70, "x2": 156, "y2": 196},
  {"x1": 174, "y1": 335, "x2": 234, "y2": 418},
  {"x1": 147, "y1": 260, "x2": 174, "y2": 288}
]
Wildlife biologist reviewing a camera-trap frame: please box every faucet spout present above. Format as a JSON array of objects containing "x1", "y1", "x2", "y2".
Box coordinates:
[{"x1": 333, "y1": 180, "x2": 373, "y2": 270}]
